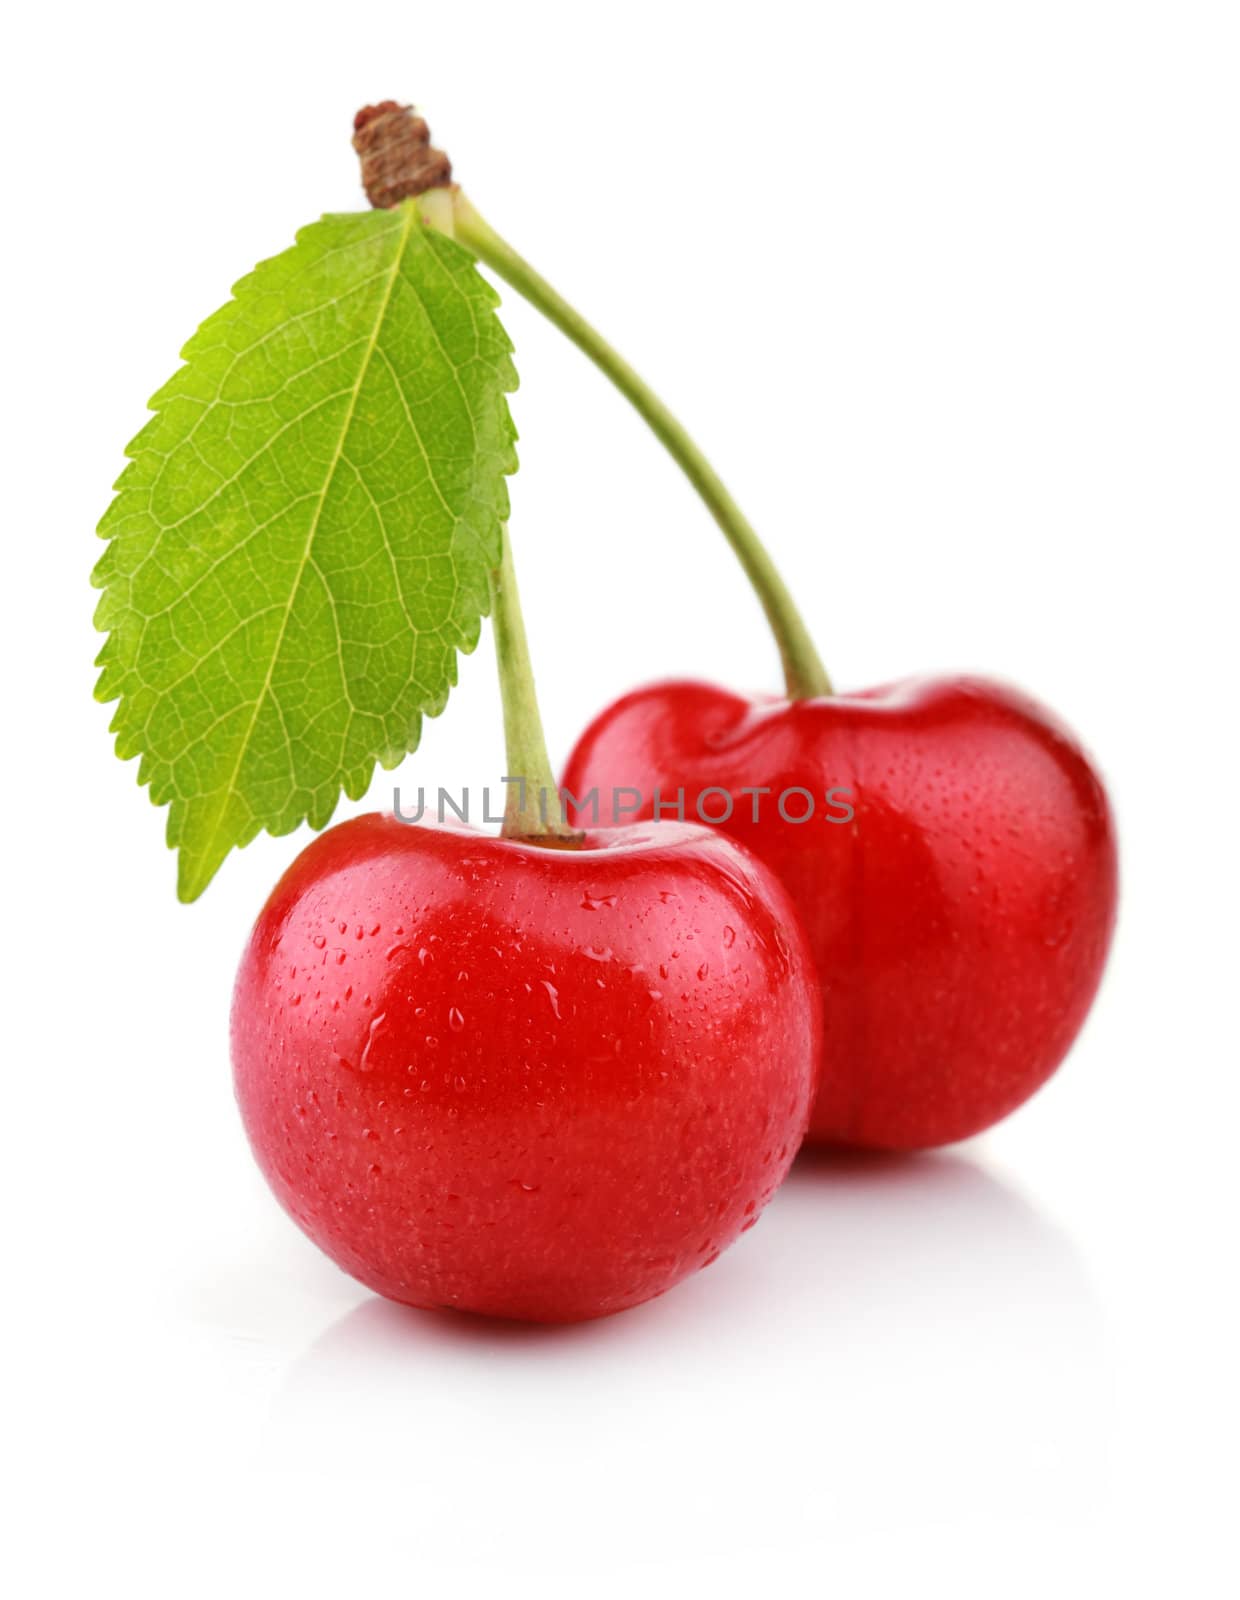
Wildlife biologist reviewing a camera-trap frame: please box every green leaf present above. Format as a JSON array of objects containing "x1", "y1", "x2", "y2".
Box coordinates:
[{"x1": 93, "y1": 204, "x2": 517, "y2": 901}]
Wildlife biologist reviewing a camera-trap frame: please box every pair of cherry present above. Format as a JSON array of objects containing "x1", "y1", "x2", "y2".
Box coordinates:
[{"x1": 230, "y1": 105, "x2": 1118, "y2": 1325}]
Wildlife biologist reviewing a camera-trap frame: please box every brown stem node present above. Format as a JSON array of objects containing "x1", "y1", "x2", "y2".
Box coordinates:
[{"x1": 352, "y1": 102, "x2": 452, "y2": 208}]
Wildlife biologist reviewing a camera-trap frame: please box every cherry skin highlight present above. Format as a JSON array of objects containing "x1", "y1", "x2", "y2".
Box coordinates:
[
  {"x1": 231, "y1": 813, "x2": 820, "y2": 1323},
  {"x1": 563, "y1": 676, "x2": 1118, "y2": 1151}
]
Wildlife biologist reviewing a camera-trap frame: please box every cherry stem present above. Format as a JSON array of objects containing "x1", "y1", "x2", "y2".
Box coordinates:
[
  {"x1": 445, "y1": 194, "x2": 834, "y2": 702},
  {"x1": 489, "y1": 526, "x2": 581, "y2": 845}
]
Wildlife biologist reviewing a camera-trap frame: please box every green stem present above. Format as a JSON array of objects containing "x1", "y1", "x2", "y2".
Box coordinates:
[
  {"x1": 488, "y1": 526, "x2": 580, "y2": 844},
  {"x1": 442, "y1": 192, "x2": 833, "y2": 701}
]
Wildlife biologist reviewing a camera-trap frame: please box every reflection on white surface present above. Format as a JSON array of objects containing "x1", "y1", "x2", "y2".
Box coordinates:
[{"x1": 265, "y1": 1150, "x2": 1106, "y2": 1571}]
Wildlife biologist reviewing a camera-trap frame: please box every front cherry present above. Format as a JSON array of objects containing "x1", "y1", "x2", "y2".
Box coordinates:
[
  {"x1": 232, "y1": 813, "x2": 819, "y2": 1322},
  {"x1": 563, "y1": 675, "x2": 1117, "y2": 1151}
]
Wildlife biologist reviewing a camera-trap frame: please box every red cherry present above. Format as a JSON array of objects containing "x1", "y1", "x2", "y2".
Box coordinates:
[
  {"x1": 563, "y1": 676, "x2": 1118, "y2": 1151},
  {"x1": 231, "y1": 813, "x2": 820, "y2": 1323}
]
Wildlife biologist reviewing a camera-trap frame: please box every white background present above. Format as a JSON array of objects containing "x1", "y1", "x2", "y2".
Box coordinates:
[{"x1": 3, "y1": 3, "x2": 1238, "y2": 1595}]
